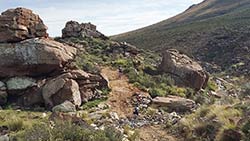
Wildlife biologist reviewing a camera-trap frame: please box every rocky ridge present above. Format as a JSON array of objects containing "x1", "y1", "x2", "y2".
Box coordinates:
[
  {"x1": 0, "y1": 7, "x2": 47, "y2": 43},
  {"x1": 62, "y1": 20, "x2": 108, "y2": 40}
]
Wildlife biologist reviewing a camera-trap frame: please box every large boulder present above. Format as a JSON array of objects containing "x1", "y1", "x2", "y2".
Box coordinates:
[
  {"x1": 0, "y1": 7, "x2": 48, "y2": 43},
  {"x1": 51, "y1": 79, "x2": 81, "y2": 106},
  {"x1": 42, "y1": 73, "x2": 81, "y2": 108},
  {"x1": 62, "y1": 21, "x2": 108, "y2": 40},
  {"x1": 159, "y1": 49, "x2": 209, "y2": 90},
  {"x1": 152, "y1": 95, "x2": 196, "y2": 112},
  {"x1": 0, "y1": 38, "x2": 76, "y2": 77}
]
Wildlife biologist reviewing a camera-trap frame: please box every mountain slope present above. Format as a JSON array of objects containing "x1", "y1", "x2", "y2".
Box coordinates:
[{"x1": 112, "y1": 0, "x2": 250, "y2": 75}]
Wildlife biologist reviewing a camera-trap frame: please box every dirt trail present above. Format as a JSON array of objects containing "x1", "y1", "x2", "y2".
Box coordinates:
[
  {"x1": 101, "y1": 67, "x2": 179, "y2": 141},
  {"x1": 139, "y1": 125, "x2": 179, "y2": 141},
  {"x1": 101, "y1": 67, "x2": 148, "y2": 118}
]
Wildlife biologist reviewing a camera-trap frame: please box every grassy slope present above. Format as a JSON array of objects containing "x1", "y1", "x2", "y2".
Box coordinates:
[{"x1": 112, "y1": 0, "x2": 250, "y2": 74}]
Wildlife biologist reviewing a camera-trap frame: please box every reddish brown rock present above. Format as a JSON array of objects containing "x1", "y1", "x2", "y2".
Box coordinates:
[
  {"x1": 69, "y1": 69, "x2": 90, "y2": 80},
  {"x1": 159, "y1": 49, "x2": 209, "y2": 90},
  {"x1": 0, "y1": 38, "x2": 76, "y2": 77},
  {"x1": 52, "y1": 79, "x2": 81, "y2": 107},
  {"x1": 0, "y1": 7, "x2": 48, "y2": 43},
  {"x1": 109, "y1": 41, "x2": 140, "y2": 56},
  {"x1": 152, "y1": 95, "x2": 196, "y2": 112},
  {"x1": 42, "y1": 73, "x2": 81, "y2": 108},
  {"x1": 62, "y1": 21, "x2": 108, "y2": 39}
]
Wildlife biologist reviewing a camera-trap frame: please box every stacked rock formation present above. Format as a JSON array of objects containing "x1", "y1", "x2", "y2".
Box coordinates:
[
  {"x1": 0, "y1": 7, "x2": 48, "y2": 43},
  {"x1": 0, "y1": 8, "x2": 108, "y2": 109},
  {"x1": 62, "y1": 20, "x2": 108, "y2": 40},
  {"x1": 159, "y1": 49, "x2": 209, "y2": 90}
]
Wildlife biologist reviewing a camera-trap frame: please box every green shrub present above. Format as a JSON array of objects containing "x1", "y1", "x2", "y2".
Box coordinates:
[
  {"x1": 165, "y1": 86, "x2": 187, "y2": 97},
  {"x1": 143, "y1": 65, "x2": 158, "y2": 75},
  {"x1": 149, "y1": 87, "x2": 166, "y2": 98},
  {"x1": 101, "y1": 88, "x2": 111, "y2": 96},
  {"x1": 81, "y1": 98, "x2": 107, "y2": 110},
  {"x1": 242, "y1": 83, "x2": 250, "y2": 98},
  {"x1": 75, "y1": 53, "x2": 101, "y2": 73},
  {"x1": 113, "y1": 59, "x2": 133, "y2": 68},
  {"x1": 176, "y1": 104, "x2": 242, "y2": 141},
  {"x1": 242, "y1": 120, "x2": 250, "y2": 140},
  {"x1": 15, "y1": 121, "x2": 123, "y2": 141},
  {"x1": 207, "y1": 79, "x2": 218, "y2": 91},
  {"x1": 7, "y1": 119, "x2": 24, "y2": 132},
  {"x1": 20, "y1": 123, "x2": 51, "y2": 141}
]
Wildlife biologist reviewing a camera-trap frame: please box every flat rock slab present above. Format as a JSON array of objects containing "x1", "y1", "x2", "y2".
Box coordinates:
[
  {"x1": 0, "y1": 38, "x2": 76, "y2": 77},
  {"x1": 152, "y1": 95, "x2": 196, "y2": 112}
]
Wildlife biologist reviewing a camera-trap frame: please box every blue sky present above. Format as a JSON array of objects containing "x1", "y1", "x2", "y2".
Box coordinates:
[{"x1": 0, "y1": 0, "x2": 203, "y2": 37}]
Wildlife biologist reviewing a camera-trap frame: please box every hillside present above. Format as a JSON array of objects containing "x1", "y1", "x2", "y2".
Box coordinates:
[
  {"x1": 112, "y1": 0, "x2": 250, "y2": 75},
  {"x1": 0, "y1": 7, "x2": 250, "y2": 141}
]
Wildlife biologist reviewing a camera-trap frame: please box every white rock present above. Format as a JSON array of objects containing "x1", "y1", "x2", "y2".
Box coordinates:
[
  {"x1": 109, "y1": 112, "x2": 119, "y2": 120},
  {"x1": 90, "y1": 123, "x2": 97, "y2": 127},
  {"x1": 0, "y1": 134, "x2": 9, "y2": 141},
  {"x1": 42, "y1": 113, "x2": 47, "y2": 118}
]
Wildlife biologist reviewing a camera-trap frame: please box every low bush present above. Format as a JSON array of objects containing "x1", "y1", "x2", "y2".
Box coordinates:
[
  {"x1": 80, "y1": 98, "x2": 108, "y2": 110},
  {"x1": 112, "y1": 59, "x2": 133, "y2": 68},
  {"x1": 207, "y1": 79, "x2": 218, "y2": 91},
  {"x1": 175, "y1": 104, "x2": 242, "y2": 141},
  {"x1": 7, "y1": 119, "x2": 24, "y2": 132},
  {"x1": 14, "y1": 121, "x2": 124, "y2": 141},
  {"x1": 242, "y1": 120, "x2": 250, "y2": 141}
]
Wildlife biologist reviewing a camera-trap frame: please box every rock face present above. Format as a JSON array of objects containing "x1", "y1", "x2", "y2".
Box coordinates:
[
  {"x1": 159, "y1": 49, "x2": 209, "y2": 90},
  {"x1": 0, "y1": 7, "x2": 48, "y2": 43},
  {"x1": 0, "y1": 38, "x2": 76, "y2": 77},
  {"x1": 152, "y1": 95, "x2": 196, "y2": 112},
  {"x1": 62, "y1": 21, "x2": 108, "y2": 39}
]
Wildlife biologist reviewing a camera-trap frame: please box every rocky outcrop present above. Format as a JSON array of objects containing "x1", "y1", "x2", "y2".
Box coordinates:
[
  {"x1": 0, "y1": 8, "x2": 48, "y2": 43},
  {"x1": 0, "y1": 38, "x2": 76, "y2": 77},
  {"x1": 159, "y1": 49, "x2": 209, "y2": 90},
  {"x1": 62, "y1": 21, "x2": 108, "y2": 40},
  {"x1": 108, "y1": 42, "x2": 140, "y2": 56},
  {"x1": 152, "y1": 95, "x2": 196, "y2": 112},
  {"x1": 0, "y1": 8, "x2": 109, "y2": 109},
  {"x1": 42, "y1": 70, "x2": 109, "y2": 108}
]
